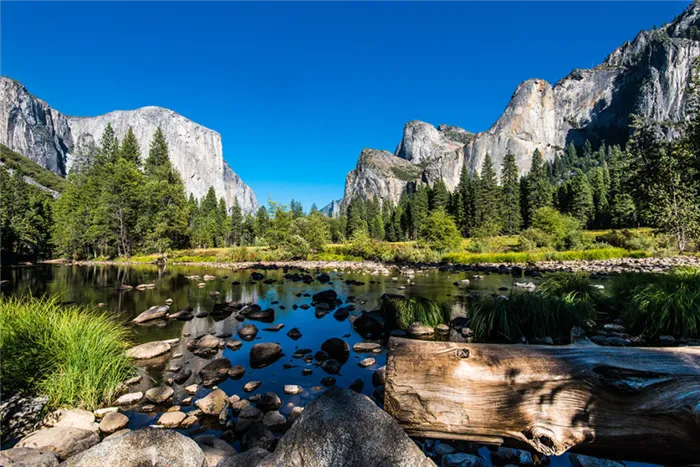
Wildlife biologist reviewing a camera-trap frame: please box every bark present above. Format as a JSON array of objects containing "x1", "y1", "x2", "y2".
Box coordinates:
[{"x1": 385, "y1": 336, "x2": 700, "y2": 464}]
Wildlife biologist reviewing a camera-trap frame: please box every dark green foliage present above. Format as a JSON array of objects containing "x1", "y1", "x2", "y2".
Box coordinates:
[
  {"x1": 0, "y1": 144, "x2": 66, "y2": 192},
  {"x1": 379, "y1": 294, "x2": 450, "y2": 330},
  {"x1": 500, "y1": 153, "x2": 522, "y2": 234},
  {"x1": 418, "y1": 209, "x2": 462, "y2": 252},
  {"x1": 474, "y1": 154, "x2": 501, "y2": 235},
  {"x1": 538, "y1": 273, "x2": 605, "y2": 306},
  {"x1": 470, "y1": 292, "x2": 594, "y2": 341},
  {"x1": 524, "y1": 149, "x2": 552, "y2": 226},
  {"x1": 119, "y1": 127, "x2": 141, "y2": 166}
]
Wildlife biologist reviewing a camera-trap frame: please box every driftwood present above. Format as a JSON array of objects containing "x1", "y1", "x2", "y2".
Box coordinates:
[{"x1": 385, "y1": 335, "x2": 700, "y2": 464}]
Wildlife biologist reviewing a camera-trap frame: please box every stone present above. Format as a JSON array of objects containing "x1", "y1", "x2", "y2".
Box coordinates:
[
  {"x1": 286, "y1": 328, "x2": 302, "y2": 340},
  {"x1": 0, "y1": 447, "x2": 59, "y2": 467},
  {"x1": 249, "y1": 343, "x2": 283, "y2": 368},
  {"x1": 321, "y1": 377, "x2": 336, "y2": 386},
  {"x1": 61, "y1": 428, "x2": 205, "y2": 467},
  {"x1": 216, "y1": 447, "x2": 270, "y2": 467},
  {"x1": 312, "y1": 289, "x2": 337, "y2": 307},
  {"x1": 436, "y1": 324, "x2": 449, "y2": 334},
  {"x1": 185, "y1": 384, "x2": 199, "y2": 395},
  {"x1": 180, "y1": 415, "x2": 198, "y2": 429},
  {"x1": 352, "y1": 342, "x2": 381, "y2": 353},
  {"x1": 195, "y1": 389, "x2": 228, "y2": 416},
  {"x1": 226, "y1": 339, "x2": 243, "y2": 350},
  {"x1": 98, "y1": 413, "x2": 129, "y2": 434},
  {"x1": 94, "y1": 407, "x2": 118, "y2": 419},
  {"x1": 0, "y1": 393, "x2": 47, "y2": 440},
  {"x1": 195, "y1": 435, "x2": 236, "y2": 467},
  {"x1": 47, "y1": 409, "x2": 98, "y2": 432},
  {"x1": 358, "y1": 357, "x2": 376, "y2": 368},
  {"x1": 132, "y1": 305, "x2": 170, "y2": 324},
  {"x1": 490, "y1": 447, "x2": 534, "y2": 466},
  {"x1": 197, "y1": 334, "x2": 222, "y2": 349},
  {"x1": 238, "y1": 324, "x2": 259, "y2": 341},
  {"x1": 262, "y1": 410, "x2": 287, "y2": 432},
  {"x1": 321, "y1": 338, "x2": 350, "y2": 363},
  {"x1": 320, "y1": 359, "x2": 341, "y2": 374},
  {"x1": 242, "y1": 423, "x2": 276, "y2": 451},
  {"x1": 228, "y1": 365, "x2": 245, "y2": 380},
  {"x1": 230, "y1": 399, "x2": 251, "y2": 414},
  {"x1": 349, "y1": 379, "x2": 364, "y2": 392},
  {"x1": 199, "y1": 358, "x2": 233, "y2": 386},
  {"x1": 257, "y1": 387, "x2": 433, "y2": 466},
  {"x1": 157, "y1": 411, "x2": 186, "y2": 428},
  {"x1": 283, "y1": 385, "x2": 303, "y2": 395},
  {"x1": 17, "y1": 427, "x2": 100, "y2": 461},
  {"x1": 441, "y1": 453, "x2": 486, "y2": 467},
  {"x1": 145, "y1": 386, "x2": 173, "y2": 404},
  {"x1": 114, "y1": 392, "x2": 143, "y2": 406},
  {"x1": 569, "y1": 454, "x2": 625, "y2": 467},
  {"x1": 372, "y1": 366, "x2": 387, "y2": 386},
  {"x1": 408, "y1": 322, "x2": 434, "y2": 336},
  {"x1": 247, "y1": 308, "x2": 275, "y2": 322},
  {"x1": 125, "y1": 341, "x2": 170, "y2": 360},
  {"x1": 257, "y1": 392, "x2": 281, "y2": 412}
]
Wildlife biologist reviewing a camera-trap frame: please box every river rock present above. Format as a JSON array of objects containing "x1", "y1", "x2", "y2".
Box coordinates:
[
  {"x1": 359, "y1": 357, "x2": 375, "y2": 368},
  {"x1": 46, "y1": 409, "x2": 98, "y2": 433},
  {"x1": 197, "y1": 334, "x2": 222, "y2": 349},
  {"x1": 569, "y1": 454, "x2": 625, "y2": 467},
  {"x1": 257, "y1": 392, "x2": 281, "y2": 412},
  {"x1": 0, "y1": 393, "x2": 48, "y2": 440},
  {"x1": 17, "y1": 427, "x2": 100, "y2": 461},
  {"x1": 312, "y1": 289, "x2": 337, "y2": 307},
  {"x1": 94, "y1": 407, "x2": 118, "y2": 419},
  {"x1": 372, "y1": 366, "x2": 386, "y2": 386},
  {"x1": 243, "y1": 381, "x2": 262, "y2": 392},
  {"x1": 226, "y1": 339, "x2": 243, "y2": 350},
  {"x1": 441, "y1": 453, "x2": 486, "y2": 467},
  {"x1": 98, "y1": 413, "x2": 129, "y2": 434},
  {"x1": 352, "y1": 342, "x2": 381, "y2": 353},
  {"x1": 0, "y1": 447, "x2": 59, "y2": 467},
  {"x1": 238, "y1": 324, "x2": 259, "y2": 341},
  {"x1": 216, "y1": 447, "x2": 270, "y2": 467},
  {"x1": 408, "y1": 322, "x2": 434, "y2": 336},
  {"x1": 242, "y1": 423, "x2": 275, "y2": 451},
  {"x1": 263, "y1": 410, "x2": 287, "y2": 432},
  {"x1": 199, "y1": 358, "x2": 233, "y2": 387},
  {"x1": 125, "y1": 341, "x2": 171, "y2": 360},
  {"x1": 195, "y1": 389, "x2": 228, "y2": 416},
  {"x1": 321, "y1": 338, "x2": 349, "y2": 363},
  {"x1": 132, "y1": 305, "x2": 169, "y2": 324},
  {"x1": 62, "y1": 428, "x2": 204, "y2": 467},
  {"x1": 250, "y1": 343, "x2": 282, "y2": 368},
  {"x1": 168, "y1": 308, "x2": 194, "y2": 320},
  {"x1": 257, "y1": 387, "x2": 433, "y2": 466},
  {"x1": 247, "y1": 308, "x2": 275, "y2": 322},
  {"x1": 228, "y1": 365, "x2": 245, "y2": 380},
  {"x1": 352, "y1": 313, "x2": 384, "y2": 339},
  {"x1": 158, "y1": 411, "x2": 186, "y2": 428},
  {"x1": 320, "y1": 359, "x2": 341, "y2": 374},
  {"x1": 114, "y1": 392, "x2": 143, "y2": 406},
  {"x1": 145, "y1": 386, "x2": 174, "y2": 404},
  {"x1": 490, "y1": 447, "x2": 533, "y2": 466},
  {"x1": 286, "y1": 328, "x2": 302, "y2": 340},
  {"x1": 195, "y1": 435, "x2": 236, "y2": 467},
  {"x1": 284, "y1": 385, "x2": 303, "y2": 395}
]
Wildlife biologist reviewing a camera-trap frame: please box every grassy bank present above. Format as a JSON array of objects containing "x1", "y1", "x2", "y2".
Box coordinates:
[{"x1": 0, "y1": 296, "x2": 135, "y2": 411}]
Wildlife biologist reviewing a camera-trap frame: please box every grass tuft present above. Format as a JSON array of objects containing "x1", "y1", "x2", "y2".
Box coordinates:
[
  {"x1": 378, "y1": 294, "x2": 451, "y2": 330},
  {"x1": 0, "y1": 295, "x2": 135, "y2": 411}
]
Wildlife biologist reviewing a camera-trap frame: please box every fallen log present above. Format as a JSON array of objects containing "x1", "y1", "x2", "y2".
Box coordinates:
[{"x1": 385, "y1": 335, "x2": 700, "y2": 464}]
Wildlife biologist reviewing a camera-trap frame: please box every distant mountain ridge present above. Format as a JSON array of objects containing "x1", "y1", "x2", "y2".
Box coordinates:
[
  {"x1": 326, "y1": 2, "x2": 700, "y2": 215},
  {"x1": 0, "y1": 77, "x2": 258, "y2": 214}
]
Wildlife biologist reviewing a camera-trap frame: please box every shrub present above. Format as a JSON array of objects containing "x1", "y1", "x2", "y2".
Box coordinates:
[
  {"x1": 619, "y1": 267, "x2": 700, "y2": 338},
  {"x1": 596, "y1": 229, "x2": 657, "y2": 251},
  {"x1": 531, "y1": 207, "x2": 585, "y2": 251},
  {"x1": 0, "y1": 296, "x2": 135, "y2": 411},
  {"x1": 418, "y1": 210, "x2": 462, "y2": 252},
  {"x1": 517, "y1": 228, "x2": 553, "y2": 251},
  {"x1": 378, "y1": 294, "x2": 451, "y2": 330},
  {"x1": 470, "y1": 292, "x2": 595, "y2": 341}
]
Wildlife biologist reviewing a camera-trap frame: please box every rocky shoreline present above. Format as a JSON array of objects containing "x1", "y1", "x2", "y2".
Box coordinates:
[{"x1": 57, "y1": 254, "x2": 700, "y2": 276}]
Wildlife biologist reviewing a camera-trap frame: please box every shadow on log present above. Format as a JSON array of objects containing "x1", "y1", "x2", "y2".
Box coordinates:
[{"x1": 385, "y1": 333, "x2": 700, "y2": 464}]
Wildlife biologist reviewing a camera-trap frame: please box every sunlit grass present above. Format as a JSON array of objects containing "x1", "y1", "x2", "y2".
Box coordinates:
[
  {"x1": 378, "y1": 294, "x2": 450, "y2": 330},
  {"x1": 0, "y1": 295, "x2": 135, "y2": 411}
]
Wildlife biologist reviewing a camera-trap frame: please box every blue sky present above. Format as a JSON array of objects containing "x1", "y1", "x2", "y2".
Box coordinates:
[{"x1": 1, "y1": 1, "x2": 688, "y2": 210}]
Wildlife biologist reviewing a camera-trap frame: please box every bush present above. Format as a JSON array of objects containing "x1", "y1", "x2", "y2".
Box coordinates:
[
  {"x1": 418, "y1": 210, "x2": 462, "y2": 252},
  {"x1": 597, "y1": 229, "x2": 657, "y2": 251},
  {"x1": 0, "y1": 296, "x2": 134, "y2": 410},
  {"x1": 378, "y1": 294, "x2": 451, "y2": 330},
  {"x1": 470, "y1": 292, "x2": 595, "y2": 341},
  {"x1": 618, "y1": 267, "x2": 700, "y2": 338},
  {"x1": 517, "y1": 228, "x2": 553, "y2": 251},
  {"x1": 531, "y1": 207, "x2": 585, "y2": 251}
]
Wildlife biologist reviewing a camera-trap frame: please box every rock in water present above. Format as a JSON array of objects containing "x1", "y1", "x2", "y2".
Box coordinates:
[
  {"x1": 61, "y1": 428, "x2": 205, "y2": 467},
  {"x1": 199, "y1": 358, "x2": 232, "y2": 387},
  {"x1": 17, "y1": 427, "x2": 100, "y2": 461},
  {"x1": 195, "y1": 389, "x2": 228, "y2": 416},
  {"x1": 311, "y1": 290, "x2": 337, "y2": 307},
  {"x1": 132, "y1": 305, "x2": 169, "y2": 324},
  {"x1": 257, "y1": 387, "x2": 433, "y2": 466},
  {"x1": 249, "y1": 343, "x2": 282, "y2": 368},
  {"x1": 320, "y1": 338, "x2": 349, "y2": 364},
  {"x1": 125, "y1": 341, "x2": 171, "y2": 360}
]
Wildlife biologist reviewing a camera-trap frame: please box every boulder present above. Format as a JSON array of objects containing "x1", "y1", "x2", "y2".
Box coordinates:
[
  {"x1": 262, "y1": 410, "x2": 287, "y2": 432},
  {"x1": 0, "y1": 447, "x2": 59, "y2": 467},
  {"x1": 257, "y1": 387, "x2": 433, "y2": 466},
  {"x1": 197, "y1": 334, "x2": 222, "y2": 349},
  {"x1": 46, "y1": 409, "x2": 98, "y2": 433},
  {"x1": 238, "y1": 324, "x2": 259, "y2": 341},
  {"x1": 441, "y1": 453, "x2": 485, "y2": 467},
  {"x1": 320, "y1": 338, "x2": 349, "y2": 363},
  {"x1": 62, "y1": 428, "x2": 205, "y2": 467},
  {"x1": 242, "y1": 423, "x2": 275, "y2": 452},
  {"x1": 195, "y1": 435, "x2": 236, "y2": 467},
  {"x1": 312, "y1": 290, "x2": 337, "y2": 307},
  {"x1": 199, "y1": 358, "x2": 233, "y2": 387},
  {"x1": 196, "y1": 389, "x2": 228, "y2": 416},
  {"x1": 320, "y1": 359, "x2": 341, "y2": 375},
  {"x1": 17, "y1": 427, "x2": 100, "y2": 461},
  {"x1": 286, "y1": 328, "x2": 302, "y2": 340},
  {"x1": 98, "y1": 413, "x2": 129, "y2": 434},
  {"x1": 247, "y1": 308, "x2": 275, "y2": 323},
  {"x1": 125, "y1": 341, "x2": 171, "y2": 360},
  {"x1": 569, "y1": 454, "x2": 625, "y2": 467},
  {"x1": 249, "y1": 343, "x2": 282, "y2": 368},
  {"x1": 158, "y1": 411, "x2": 186, "y2": 428},
  {"x1": 0, "y1": 393, "x2": 48, "y2": 440},
  {"x1": 216, "y1": 447, "x2": 269, "y2": 467},
  {"x1": 114, "y1": 392, "x2": 143, "y2": 406},
  {"x1": 132, "y1": 306, "x2": 170, "y2": 324},
  {"x1": 257, "y1": 392, "x2": 281, "y2": 412},
  {"x1": 228, "y1": 365, "x2": 245, "y2": 380},
  {"x1": 408, "y1": 322, "x2": 434, "y2": 336}
]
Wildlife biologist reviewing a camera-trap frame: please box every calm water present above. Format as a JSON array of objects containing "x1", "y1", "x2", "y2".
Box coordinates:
[{"x1": 1, "y1": 264, "x2": 655, "y2": 466}]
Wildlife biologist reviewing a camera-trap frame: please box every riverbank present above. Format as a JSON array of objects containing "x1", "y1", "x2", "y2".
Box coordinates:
[{"x1": 54, "y1": 253, "x2": 700, "y2": 276}]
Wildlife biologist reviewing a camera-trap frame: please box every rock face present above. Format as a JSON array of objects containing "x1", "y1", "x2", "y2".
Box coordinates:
[
  {"x1": 258, "y1": 387, "x2": 434, "y2": 467},
  {"x1": 319, "y1": 199, "x2": 342, "y2": 218},
  {"x1": 338, "y1": 3, "x2": 700, "y2": 207},
  {"x1": 0, "y1": 77, "x2": 258, "y2": 214}
]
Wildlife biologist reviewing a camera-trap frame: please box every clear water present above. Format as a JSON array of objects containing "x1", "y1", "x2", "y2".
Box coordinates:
[{"x1": 1, "y1": 264, "x2": 657, "y2": 466}]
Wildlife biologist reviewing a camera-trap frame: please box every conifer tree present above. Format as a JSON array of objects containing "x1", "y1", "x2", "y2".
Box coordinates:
[
  {"x1": 120, "y1": 127, "x2": 141, "y2": 166},
  {"x1": 500, "y1": 153, "x2": 522, "y2": 234},
  {"x1": 474, "y1": 153, "x2": 501, "y2": 235},
  {"x1": 145, "y1": 127, "x2": 169, "y2": 176},
  {"x1": 429, "y1": 180, "x2": 449, "y2": 211},
  {"x1": 525, "y1": 149, "x2": 552, "y2": 226},
  {"x1": 568, "y1": 169, "x2": 595, "y2": 226},
  {"x1": 230, "y1": 198, "x2": 243, "y2": 246},
  {"x1": 97, "y1": 123, "x2": 120, "y2": 164}
]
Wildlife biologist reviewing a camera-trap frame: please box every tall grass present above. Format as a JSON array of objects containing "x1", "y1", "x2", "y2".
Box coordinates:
[
  {"x1": 470, "y1": 292, "x2": 595, "y2": 341},
  {"x1": 617, "y1": 267, "x2": 700, "y2": 338},
  {"x1": 0, "y1": 295, "x2": 134, "y2": 410},
  {"x1": 443, "y1": 248, "x2": 648, "y2": 265},
  {"x1": 378, "y1": 294, "x2": 451, "y2": 330},
  {"x1": 539, "y1": 273, "x2": 605, "y2": 305}
]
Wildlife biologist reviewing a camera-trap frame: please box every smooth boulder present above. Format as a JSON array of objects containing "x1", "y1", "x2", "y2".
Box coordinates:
[
  {"x1": 132, "y1": 306, "x2": 170, "y2": 324},
  {"x1": 258, "y1": 387, "x2": 433, "y2": 466},
  {"x1": 216, "y1": 447, "x2": 269, "y2": 467},
  {"x1": 125, "y1": 341, "x2": 171, "y2": 360},
  {"x1": 17, "y1": 427, "x2": 100, "y2": 461},
  {"x1": 62, "y1": 428, "x2": 205, "y2": 467},
  {"x1": 249, "y1": 343, "x2": 282, "y2": 369},
  {"x1": 0, "y1": 447, "x2": 59, "y2": 467},
  {"x1": 199, "y1": 358, "x2": 233, "y2": 387}
]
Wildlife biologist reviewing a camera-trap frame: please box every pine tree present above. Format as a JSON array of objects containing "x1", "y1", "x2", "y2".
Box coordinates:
[
  {"x1": 145, "y1": 127, "x2": 169, "y2": 176},
  {"x1": 500, "y1": 153, "x2": 522, "y2": 234},
  {"x1": 97, "y1": 123, "x2": 120, "y2": 165},
  {"x1": 409, "y1": 186, "x2": 429, "y2": 239},
  {"x1": 525, "y1": 149, "x2": 552, "y2": 226},
  {"x1": 590, "y1": 165, "x2": 610, "y2": 228},
  {"x1": 230, "y1": 198, "x2": 243, "y2": 246},
  {"x1": 429, "y1": 180, "x2": 449, "y2": 211},
  {"x1": 310, "y1": 203, "x2": 318, "y2": 213},
  {"x1": 120, "y1": 127, "x2": 141, "y2": 166},
  {"x1": 255, "y1": 206, "x2": 270, "y2": 241},
  {"x1": 568, "y1": 169, "x2": 594, "y2": 226},
  {"x1": 474, "y1": 154, "x2": 501, "y2": 235}
]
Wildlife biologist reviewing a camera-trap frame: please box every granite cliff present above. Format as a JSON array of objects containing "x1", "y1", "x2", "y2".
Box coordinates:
[
  {"x1": 0, "y1": 77, "x2": 258, "y2": 214},
  {"x1": 330, "y1": 3, "x2": 700, "y2": 214}
]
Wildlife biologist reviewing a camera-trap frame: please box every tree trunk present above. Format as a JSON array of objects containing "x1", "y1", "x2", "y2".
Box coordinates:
[{"x1": 385, "y1": 336, "x2": 700, "y2": 464}]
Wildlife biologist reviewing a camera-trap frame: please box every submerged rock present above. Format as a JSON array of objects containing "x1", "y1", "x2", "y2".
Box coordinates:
[
  {"x1": 257, "y1": 387, "x2": 433, "y2": 466},
  {"x1": 250, "y1": 343, "x2": 282, "y2": 368},
  {"x1": 321, "y1": 338, "x2": 350, "y2": 364},
  {"x1": 199, "y1": 358, "x2": 232, "y2": 387}
]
